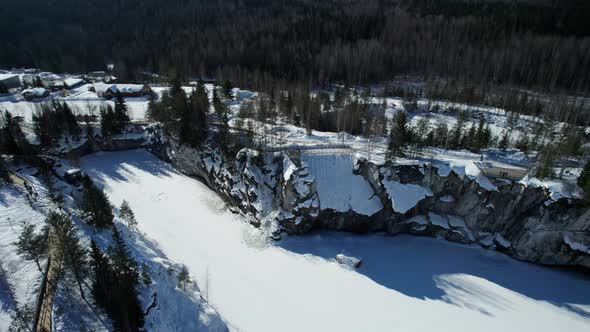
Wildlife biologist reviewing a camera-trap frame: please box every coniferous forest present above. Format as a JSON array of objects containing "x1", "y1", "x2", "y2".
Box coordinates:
[{"x1": 1, "y1": 0, "x2": 589, "y2": 94}]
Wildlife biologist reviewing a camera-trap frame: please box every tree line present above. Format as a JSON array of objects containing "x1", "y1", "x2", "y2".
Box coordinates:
[{"x1": 1, "y1": 0, "x2": 589, "y2": 95}]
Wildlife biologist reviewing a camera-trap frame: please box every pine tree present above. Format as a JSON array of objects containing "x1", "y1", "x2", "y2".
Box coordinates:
[
  {"x1": 560, "y1": 127, "x2": 583, "y2": 157},
  {"x1": 177, "y1": 265, "x2": 190, "y2": 290},
  {"x1": 119, "y1": 200, "x2": 138, "y2": 231},
  {"x1": 516, "y1": 134, "x2": 530, "y2": 154},
  {"x1": 80, "y1": 176, "x2": 114, "y2": 228},
  {"x1": 182, "y1": 80, "x2": 209, "y2": 146},
  {"x1": 450, "y1": 111, "x2": 466, "y2": 149},
  {"x1": 47, "y1": 211, "x2": 88, "y2": 300},
  {"x1": 535, "y1": 144, "x2": 556, "y2": 179},
  {"x1": 113, "y1": 92, "x2": 130, "y2": 132},
  {"x1": 108, "y1": 226, "x2": 144, "y2": 331},
  {"x1": 61, "y1": 102, "x2": 81, "y2": 136},
  {"x1": 464, "y1": 123, "x2": 477, "y2": 151},
  {"x1": 14, "y1": 222, "x2": 48, "y2": 272},
  {"x1": 388, "y1": 111, "x2": 409, "y2": 157},
  {"x1": 415, "y1": 117, "x2": 430, "y2": 147},
  {"x1": 2, "y1": 111, "x2": 24, "y2": 154},
  {"x1": 146, "y1": 93, "x2": 161, "y2": 121},
  {"x1": 109, "y1": 226, "x2": 139, "y2": 285},
  {"x1": 90, "y1": 240, "x2": 112, "y2": 311},
  {"x1": 499, "y1": 131, "x2": 510, "y2": 150},
  {"x1": 223, "y1": 80, "x2": 233, "y2": 100},
  {"x1": 100, "y1": 104, "x2": 117, "y2": 137},
  {"x1": 474, "y1": 115, "x2": 487, "y2": 152},
  {"x1": 434, "y1": 122, "x2": 449, "y2": 148}
]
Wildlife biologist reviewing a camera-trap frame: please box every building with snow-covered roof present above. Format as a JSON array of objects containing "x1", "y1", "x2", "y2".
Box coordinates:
[
  {"x1": 0, "y1": 74, "x2": 21, "y2": 89},
  {"x1": 21, "y1": 87, "x2": 49, "y2": 100},
  {"x1": 64, "y1": 78, "x2": 85, "y2": 89},
  {"x1": 91, "y1": 83, "x2": 151, "y2": 99}
]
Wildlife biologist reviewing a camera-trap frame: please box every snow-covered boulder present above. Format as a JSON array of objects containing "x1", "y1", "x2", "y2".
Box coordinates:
[{"x1": 335, "y1": 254, "x2": 362, "y2": 269}]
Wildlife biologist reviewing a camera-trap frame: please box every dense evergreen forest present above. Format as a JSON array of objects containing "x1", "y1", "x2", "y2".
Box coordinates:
[{"x1": 1, "y1": 0, "x2": 589, "y2": 94}]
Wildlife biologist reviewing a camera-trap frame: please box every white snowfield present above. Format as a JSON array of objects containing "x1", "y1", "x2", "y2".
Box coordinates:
[
  {"x1": 0, "y1": 185, "x2": 46, "y2": 330},
  {"x1": 80, "y1": 150, "x2": 590, "y2": 332}
]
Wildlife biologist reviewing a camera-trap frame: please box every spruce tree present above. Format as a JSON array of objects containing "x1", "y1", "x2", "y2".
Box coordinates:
[
  {"x1": 80, "y1": 176, "x2": 114, "y2": 228},
  {"x1": 113, "y1": 92, "x2": 130, "y2": 132},
  {"x1": 90, "y1": 240, "x2": 112, "y2": 311},
  {"x1": 223, "y1": 80, "x2": 233, "y2": 100},
  {"x1": 100, "y1": 104, "x2": 117, "y2": 137},
  {"x1": 434, "y1": 122, "x2": 448, "y2": 148},
  {"x1": 47, "y1": 211, "x2": 88, "y2": 300},
  {"x1": 464, "y1": 123, "x2": 477, "y2": 151},
  {"x1": 109, "y1": 226, "x2": 144, "y2": 331},
  {"x1": 388, "y1": 111, "x2": 409, "y2": 157},
  {"x1": 535, "y1": 144, "x2": 556, "y2": 179},
  {"x1": 450, "y1": 111, "x2": 465, "y2": 149},
  {"x1": 177, "y1": 265, "x2": 190, "y2": 290},
  {"x1": 2, "y1": 111, "x2": 23, "y2": 154},
  {"x1": 182, "y1": 80, "x2": 209, "y2": 146},
  {"x1": 474, "y1": 115, "x2": 487, "y2": 152},
  {"x1": 516, "y1": 134, "x2": 530, "y2": 154},
  {"x1": 146, "y1": 93, "x2": 161, "y2": 122},
  {"x1": 14, "y1": 222, "x2": 48, "y2": 272},
  {"x1": 61, "y1": 102, "x2": 81, "y2": 135},
  {"x1": 119, "y1": 200, "x2": 138, "y2": 231},
  {"x1": 499, "y1": 131, "x2": 510, "y2": 150}
]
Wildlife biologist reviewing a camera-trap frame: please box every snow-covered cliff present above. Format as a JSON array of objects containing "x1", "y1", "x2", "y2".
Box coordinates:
[{"x1": 145, "y1": 128, "x2": 590, "y2": 269}]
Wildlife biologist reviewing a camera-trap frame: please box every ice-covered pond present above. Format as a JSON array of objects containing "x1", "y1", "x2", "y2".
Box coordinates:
[{"x1": 81, "y1": 150, "x2": 590, "y2": 332}]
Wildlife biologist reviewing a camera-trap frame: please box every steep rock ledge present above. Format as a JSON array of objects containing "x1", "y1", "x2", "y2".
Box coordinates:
[
  {"x1": 355, "y1": 158, "x2": 590, "y2": 269},
  {"x1": 67, "y1": 126, "x2": 588, "y2": 269},
  {"x1": 145, "y1": 126, "x2": 319, "y2": 236}
]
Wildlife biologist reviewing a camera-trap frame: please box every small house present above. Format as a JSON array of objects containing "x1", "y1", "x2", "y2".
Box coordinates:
[
  {"x1": 64, "y1": 78, "x2": 85, "y2": 89},
  {"x1": 92, "y1": 83, "x2": 152, "y2": 99},
  {"x1": 0, "y1": 74, "x2": 21, "y2": 90},
  {"x1": 21, "y1": 88, "x2": 50, "y2": 101}
]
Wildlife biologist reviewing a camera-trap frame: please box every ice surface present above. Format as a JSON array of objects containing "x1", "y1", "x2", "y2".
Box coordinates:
[{"x1": 80, "y1": 150, "x2": 590, "y2": 332}]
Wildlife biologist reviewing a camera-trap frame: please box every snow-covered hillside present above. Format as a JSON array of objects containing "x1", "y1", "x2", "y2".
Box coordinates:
[
  {"x1": 0, "y1": 184, "x2": 45, "y2": 330},
  {"x1": 80, "y1": 150, "x2": 590, "y2": 332}
]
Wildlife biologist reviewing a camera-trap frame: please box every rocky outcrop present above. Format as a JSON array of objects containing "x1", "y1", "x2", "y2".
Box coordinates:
[
  {"x1": 142, "y1": 127, "x2": 590, "y2": 269},
  {"x1": 354, "y1": 158, "x2": 590, "y2": 269},
  {"x1": 145, "y1": 126, "x2": 319, "y2": 236}
]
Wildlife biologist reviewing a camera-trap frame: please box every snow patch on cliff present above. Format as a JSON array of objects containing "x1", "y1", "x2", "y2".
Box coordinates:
[
  {"x1": 382, "y1": 180, "x2": 432, "y2": 213},
  {"x1": 434, "y1": 159, "x2": 497, "y2": 191},
  {"x1": 302, "y1": 153, "x2": 383, "y2": 216}
]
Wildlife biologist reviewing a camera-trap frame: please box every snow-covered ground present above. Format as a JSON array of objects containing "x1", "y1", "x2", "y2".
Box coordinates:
[
  {"x1": 81, "y1": 150, "x2": 590, "y2": 332},
  {"x1": 0, "y1": 184, "x2": 46, "y2": 330}
]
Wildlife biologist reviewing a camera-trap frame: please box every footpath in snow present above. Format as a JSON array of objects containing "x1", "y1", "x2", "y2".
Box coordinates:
[{"x1": 80, "y1": 150, "x2": 590, "y2": 332}]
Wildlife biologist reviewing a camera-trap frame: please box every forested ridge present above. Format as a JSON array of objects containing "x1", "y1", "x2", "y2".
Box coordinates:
[{"x1": 1, "y1": 0, "x2": 589, "y2": 93}]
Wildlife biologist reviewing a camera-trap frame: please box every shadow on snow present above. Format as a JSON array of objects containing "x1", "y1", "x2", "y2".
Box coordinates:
[{"x1": 279, "y1": 231, "x2": 590, "y2": 318}]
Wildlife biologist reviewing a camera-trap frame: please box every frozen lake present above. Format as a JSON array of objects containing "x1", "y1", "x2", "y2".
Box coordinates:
[{"x1": 81, "y1": 149, "x2": 590, "y2": 332}]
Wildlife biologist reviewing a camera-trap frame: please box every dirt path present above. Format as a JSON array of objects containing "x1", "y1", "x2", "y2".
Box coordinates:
[{"x1": 33, "y1": 226, "x2": 62, "y2": 332}]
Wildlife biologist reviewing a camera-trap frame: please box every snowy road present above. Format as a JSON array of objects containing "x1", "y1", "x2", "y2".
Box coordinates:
[{"x1": 80, "y1": 150, "x2": 590, "y2": 332}]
